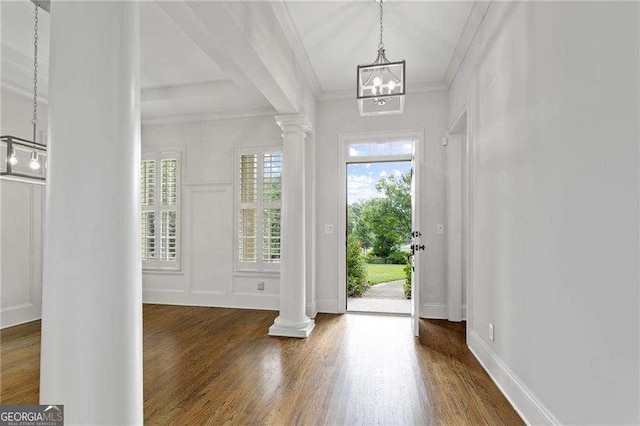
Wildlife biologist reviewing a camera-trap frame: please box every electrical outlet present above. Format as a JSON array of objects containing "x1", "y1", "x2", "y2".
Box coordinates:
[
  {"x1": 489, "y1": 323, "x2": 494, "y2": 341},
  {"x1": 257, "y1": 281, "x2": 265, "y2": 291},
  {"x1": 437, "y1": 224, "x2": 445, "y2": 234},
  {"x1": 324, "y1": 224, "x2": 334, "y2": 234}
]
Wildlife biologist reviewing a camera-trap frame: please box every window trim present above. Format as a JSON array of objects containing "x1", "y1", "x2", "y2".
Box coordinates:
[
  {"x1": 234, "y1": 143, "x2": 283, "y2": 274},
  {"x1": 142, "y1": 148, "x2": 183, "y2": 272}
]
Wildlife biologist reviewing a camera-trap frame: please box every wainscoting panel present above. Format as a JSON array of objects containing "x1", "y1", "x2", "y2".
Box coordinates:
[
  {"x1": 143, "y1": 182, "x2": 280, "y2": 311},
  {"x1": 188, "y1": 186, "x2": 232, "y2": 295},
  {"x1": 1, "y1": 181, "x2": 43, "y2": 328}
]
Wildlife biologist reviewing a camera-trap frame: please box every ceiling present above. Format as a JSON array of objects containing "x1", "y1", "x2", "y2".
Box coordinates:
[
  {"x1": 1, "y1": 1, "x2": 475, "y2": 122},
  {"x1": 286, "y1": 1, "x2": 474, "y2": 92}
]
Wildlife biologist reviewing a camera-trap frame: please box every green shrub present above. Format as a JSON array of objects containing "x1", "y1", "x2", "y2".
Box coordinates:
[
  {"x1": 347, "y1": 235, "x2": 367, "y2": 297},
  {"x1": 364, "y1": 253, "x2": 385, "y2": 264},
  {"x1": 403, "y1": 259, "x2": 412, "y2": 298},
  {"x1": 386, "y1": 250, "x2": 409, "y2": 265}
]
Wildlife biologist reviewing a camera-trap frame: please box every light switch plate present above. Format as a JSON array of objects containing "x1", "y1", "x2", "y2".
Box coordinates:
[
  {"x1": 489, "y1": 323, "x2": 494, "y2": 341},
  {"x1": 437, "y1": 224, "x2": 445, "y2": 234},
  {"x1": 257, "y1": 281, "x2": 265, "y2": 291}
]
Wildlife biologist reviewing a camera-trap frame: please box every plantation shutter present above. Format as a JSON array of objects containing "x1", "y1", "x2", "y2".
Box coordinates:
[
  {"x1": 262, "y1": 151, "x2": 281, "y2": 263},
  {"x1": 142, "y1": 151, "x2": 181, "y2": 270},
  {"x1": 141, "y1": 160, "x2": 156, "y2": 262},
  {"x1": 237, "y1": 147, "x2": 282, "y2": 271},
  {"x1": 160, "y1": 159, "x2": 178, "y2": 262},
  {"x1": 239, "y1": 153, "x2": 258, "y2": 263}
]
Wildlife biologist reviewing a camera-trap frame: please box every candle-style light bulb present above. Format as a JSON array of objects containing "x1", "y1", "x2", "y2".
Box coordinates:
[
  {"x1": 8, "y1": 149, "x2": 18, "y2": 166},
  {"x1": 29, "y1": 151, "x2": 40, "y2": 170}
]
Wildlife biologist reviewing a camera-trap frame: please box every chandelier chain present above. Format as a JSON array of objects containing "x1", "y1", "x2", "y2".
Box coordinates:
[
  {"x1": 32, "y1": 2, "x2": 39, "y2": 140},
  {"x1": 378, "y1": 0, "x2": 384, "y2": 50}
]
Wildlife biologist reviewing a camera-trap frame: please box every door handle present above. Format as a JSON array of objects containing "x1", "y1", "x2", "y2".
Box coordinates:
[
  {"x1": 413, "y1": 244, "x2": 425, "y2": 251},
  {"x1": 411, "y1": 231, "x2": 422, "y2": 238}
]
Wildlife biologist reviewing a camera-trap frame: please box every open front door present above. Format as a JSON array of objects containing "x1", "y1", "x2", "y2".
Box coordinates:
[{"x1": 410, "y1": 143, "x2": 422, "y2": 337}]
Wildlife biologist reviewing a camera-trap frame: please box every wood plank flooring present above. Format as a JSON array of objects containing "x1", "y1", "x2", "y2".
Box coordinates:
[{"x1": 1, "y1": 305, "x2": 522, "y2": 425}]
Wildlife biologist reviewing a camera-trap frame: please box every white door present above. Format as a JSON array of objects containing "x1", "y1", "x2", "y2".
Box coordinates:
[{"x1": 410, "y1": 144, "x2": 422, "y2": 337}]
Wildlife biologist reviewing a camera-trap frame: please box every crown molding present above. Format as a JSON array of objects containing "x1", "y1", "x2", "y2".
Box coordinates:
[
  {"x1": 443, "y1": 0, "x2": 492, "y2": 88},
  {"x1": 318, "y1": 80, "x2": 448, "y2": 103},
  {"x1": 31, "y1": 0, "x2": 50, "y2": 13},
  {"x1": 141, "y1": 107, "x2": 276, "y2": 127}
]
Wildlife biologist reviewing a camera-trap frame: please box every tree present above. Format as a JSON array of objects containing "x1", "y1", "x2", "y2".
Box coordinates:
[
  {"x1": 359, "y1": 171, "x2": 412, "y2": 257},
  {"x1": 349, "y1": 200, "x2": 373, "y2": 250},
  {"x1": 374, "y1": 171, "x2": 412, "y2": 240}
]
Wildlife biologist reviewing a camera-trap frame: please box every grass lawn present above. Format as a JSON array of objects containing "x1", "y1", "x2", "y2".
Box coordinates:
[{"x1": 365, "y1": 264, "x2": 406, "y2": 285}]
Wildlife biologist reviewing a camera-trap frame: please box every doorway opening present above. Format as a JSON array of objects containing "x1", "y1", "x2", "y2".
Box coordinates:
[
  {"x1": 346, "y1": 160, "x2": 412, "y2": 314},
  {"x1": 445, "y1": 108, "x2": 470, "y2": 338},
  {"x1": 338, "y1": 130, "x2": 423, "y2": 335}
]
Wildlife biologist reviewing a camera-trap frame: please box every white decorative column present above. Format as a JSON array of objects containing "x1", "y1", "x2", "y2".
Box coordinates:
[
  {"x1": 40, "y1": 2, "x2": 143, "y2": 424},
  {"x1": 269, "y1": 115, "x2": 315, "y2": 338}
]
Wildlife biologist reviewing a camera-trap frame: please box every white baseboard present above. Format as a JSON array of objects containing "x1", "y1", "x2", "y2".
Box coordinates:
[
  {"x1": 1, "y1": 303, "x2": 41, "y2": 329},
  {"x1": 143, "y1": 289, "x2": 278, "y2": 311},
  {"x1": 421, "y1": 303, "x2": 467, "y2": 320},
  {"x1": 316, "y1": 298, "x2": 341, "y2": 314},
  {"x1": 467, "y1": 330, "x2": 559, "y2": 425}
]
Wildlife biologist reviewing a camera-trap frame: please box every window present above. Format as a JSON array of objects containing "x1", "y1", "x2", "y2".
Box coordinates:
[
  {"x1": 141, "y1": 151, "x2": 181, "y2": 270},
  {"x1": 348, "y1": 140, "x2": 414, "y2": 158},
  {"x1": 237, "y1": 146, "x2": 282, "y2": 272}
]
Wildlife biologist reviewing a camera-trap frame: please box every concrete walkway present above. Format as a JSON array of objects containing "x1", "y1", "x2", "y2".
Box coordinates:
[
  {"x1": 348, "y1": 280, "x2": 411, "y2": 314},
  {"x1": 362, "y1": 280, "x2": 406, "y2": 299}
]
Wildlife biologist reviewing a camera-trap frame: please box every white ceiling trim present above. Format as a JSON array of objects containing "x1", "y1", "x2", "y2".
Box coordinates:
[
  {"x1": 141, "y1": 80, "x2": 262, "y2": 102},
  {"x1": 269, "y1": 1, "x2": 323, "y2": 97},
  {"x1": 443, "y1": 0, "x2": 492, "y2": 88},
  {"x1": 1, "y1": 80, "x2": 48, "y2": 104},
  {"x1": 318, "y1": 80, "x2": 448, "y2": 103},
  {"x1": 141, "y1": 106, "x2": 276, "y2": 127}
]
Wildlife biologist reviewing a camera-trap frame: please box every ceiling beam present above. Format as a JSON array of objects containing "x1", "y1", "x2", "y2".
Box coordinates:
[
  {"x1": 161, "y1": 1, "x2": 301, "y2": 114},
  {"x1": 156, "y1": 1, "x2": 267, "y2": 104},
  {"x1": 269, "y1": 1, "x2": 323, "y2": 97}
]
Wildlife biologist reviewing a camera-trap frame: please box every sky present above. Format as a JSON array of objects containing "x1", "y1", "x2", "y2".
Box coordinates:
[{"x1": 347, "y1": 161, "x2": 412, "y2": 204}]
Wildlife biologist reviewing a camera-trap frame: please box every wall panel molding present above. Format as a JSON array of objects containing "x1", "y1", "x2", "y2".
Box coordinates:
[
  {"x1": 143, "y1": 182, "x2": 280, "y2": 311},
  {"x1": 1, "y1": 182, "x2": 44, "y2": 329}
]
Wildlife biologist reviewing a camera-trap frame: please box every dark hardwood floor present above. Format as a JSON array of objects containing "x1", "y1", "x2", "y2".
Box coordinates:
[{"x1": 1, "y1": 305, "x2": 522, "y2": 425}]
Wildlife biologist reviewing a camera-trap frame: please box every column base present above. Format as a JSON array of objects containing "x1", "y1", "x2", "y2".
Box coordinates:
[{"x1": 269, "y1": 316, "x2": 315, "y2": 338}]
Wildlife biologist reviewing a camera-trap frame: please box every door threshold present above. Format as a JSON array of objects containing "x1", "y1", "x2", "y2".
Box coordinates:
[{"x1": 346, "y1": 310, "x2": 411, "y2": 317}]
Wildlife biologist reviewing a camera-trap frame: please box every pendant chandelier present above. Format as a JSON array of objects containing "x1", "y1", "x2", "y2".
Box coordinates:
[
  {"x1": 1, "y1": 1, "x2": 47, "y2": 184},
  {"x1": 356, "y1": 0, "x2": 406, "y2": 116}
]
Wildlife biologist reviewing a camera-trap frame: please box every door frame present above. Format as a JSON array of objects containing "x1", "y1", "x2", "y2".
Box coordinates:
[
  {"x1": 337, "y1": 129, "x2": 425, "y2": 314},
  {"x1": 447, "y1": 106, "x2": 473, "y2": 342}
]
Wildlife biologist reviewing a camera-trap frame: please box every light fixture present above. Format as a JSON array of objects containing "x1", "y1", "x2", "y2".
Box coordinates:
[
  {"x1": 356, "y1": 0, "x2": 406, "y2": 116},
  {"x1": 1, "y1": 1, "x2": 47, "y2": 184}
]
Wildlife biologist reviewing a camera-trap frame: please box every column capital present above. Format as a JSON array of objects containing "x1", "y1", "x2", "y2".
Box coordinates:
[{"x1": 275, "y1": 114, "x2": 312, "y2": 135}]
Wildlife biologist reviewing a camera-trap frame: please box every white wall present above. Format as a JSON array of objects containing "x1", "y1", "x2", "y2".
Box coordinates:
[
  {"x1": 141, "y1": 115, "x2": 290, "y2": 311},
  {"x1": 449, "y1": 2, "x2": 639, "y2": 424},
  {"x1": 0, "y1": 88, "x2": 48, "y2": 328},
  {"x1": 314, "y1": 92, "x2": 450, "y2": 315}
]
